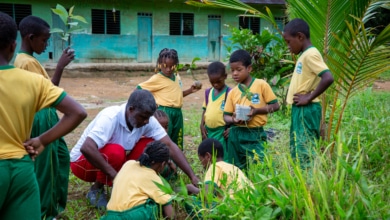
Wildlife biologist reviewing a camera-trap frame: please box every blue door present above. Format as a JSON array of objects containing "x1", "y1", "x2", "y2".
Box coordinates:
[
  {"x1": 208, "y1": 15, "x2": 221, "y2": 61},
  {"x1": 138, "y1": 13, "x2": 152, "y2": 63}
]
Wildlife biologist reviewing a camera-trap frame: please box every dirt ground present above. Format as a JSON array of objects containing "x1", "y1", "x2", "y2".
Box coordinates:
[{"x1": 60, "y1": 72, "x2": 213, "y2": 147}]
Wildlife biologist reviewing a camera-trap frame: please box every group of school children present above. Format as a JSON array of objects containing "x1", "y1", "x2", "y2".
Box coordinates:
[{"x1": 0, "y1": 11, "x2": 333, "y2": 220}]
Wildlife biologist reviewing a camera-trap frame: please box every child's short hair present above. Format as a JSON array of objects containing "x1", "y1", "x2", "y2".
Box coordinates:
[
  {"x1": 207, "y1": 61, "x2": 226, "y2": 76},
  {"x1": 198, "y1": 138, "x2": 224, "y2": 159},
  {"x1": 0, "y1": 12, "x2": 17, "y2": 50},
  {"x1": 138, "y1": 141, "x2": 170, "y2": 166},
  {"x1": 19, "y1": 15, "x2": 50, "y2": 38},
  {"x1": 229, "y1": 49, "x2": 251, "y2": 67},
  {"x1": 283, "y1": 18, "x2": 310, "y2": 39}
]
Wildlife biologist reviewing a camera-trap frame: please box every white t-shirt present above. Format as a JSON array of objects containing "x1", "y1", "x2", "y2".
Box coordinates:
[{"x1": 69, "y1": 104, "x2": 167, "y2": 162}]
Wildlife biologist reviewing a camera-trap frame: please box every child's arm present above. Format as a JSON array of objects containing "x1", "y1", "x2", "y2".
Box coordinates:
[
  {"x1": 200, "y1": 109, "x2": 207, "y2": 140},
  {"x1": 293, "y1": 71, "x2": 334, "y2": 106},
  {"x1": 24, "y1": 95, "x2": 87, "y2": 156},
  {"x1": 183, "y1": 83, "x2": 201, "y2": 97},
  {"x1": 249, "y1": 102, "x2": 280, "y2": 117},
  {"x1": 51, "y1": 47, "x2": 75, "y2": 86}
]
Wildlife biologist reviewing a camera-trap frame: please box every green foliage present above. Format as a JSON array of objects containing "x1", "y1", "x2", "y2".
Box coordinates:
[
  {"x1": 50, "y1": 4, "x2": 87, "y2": 44},
  {"x1": 177, "y1": 57, "x2": 201, "y2": 81}
]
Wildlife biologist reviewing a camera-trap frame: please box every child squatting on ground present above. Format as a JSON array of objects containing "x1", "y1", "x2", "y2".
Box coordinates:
[
  {"x1": 137, "y1": 48, "x2": 201, "y2": 150},
  {"x1": 101, "y1": 141, "x2": 174, "y2": 220},
  {"x1": 0, "y1": 11, "x2": 86, "y2": 220},
  {"x1": 223, "y1": 49, "x2": 280, "y2": 170},
  {"x1": 185, "y1": 138, "x2": 253, "y2": 218},
  {"x1": 200, "y1": 61, "x2": 231, "y2": 161},
  {"x1": 283, "y1": 18, "x2": 334, "y2": 169},
  {"x1": 14, "y1": 15, "x2": 76, "y2": 220}
]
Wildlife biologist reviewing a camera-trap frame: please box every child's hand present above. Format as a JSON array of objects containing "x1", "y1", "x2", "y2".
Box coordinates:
[
  {"x1": 186, "y1": 184, "x2": 200, "y2": 195},
  {"x1": 189, "y1": 84, "x2": 201, "y2": 93},
  {"x1": 57, "y1": 47, "x2": 75, "y2": 69},
  {"x1": 167, "y1": 160, "x2": 177, "y2": 175},
  {"x1": 23, "y1": 137, "x2": 45, "y2": 160},
  {"x1": 293, "y1": 93, "x2": 311, "y2": 106},
  {"x1": 223, "y1": 127, "x2": 229, "y2": 139}
]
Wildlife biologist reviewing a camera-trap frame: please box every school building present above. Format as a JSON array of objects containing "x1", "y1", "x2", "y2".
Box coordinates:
[{"x1": 0, "y1": 0, "x2": 286, "y2": 64}]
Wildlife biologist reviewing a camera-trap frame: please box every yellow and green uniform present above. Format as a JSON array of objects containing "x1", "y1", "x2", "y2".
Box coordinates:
[
  {"x1": 204, "y1": 161, "x2": 253, "y2": 198},
  {"x1": 0, "y1": 65, "x2": 65, "y2": 220},
  {"x1": 287, "y1": 46, "x2": 329, "y2": 169},
  {"x1": 137, "y1": 72, "x2": 184, "y2": 149},
  {"x1": 102, "y1": 160, "x2": 172, "y2": 220},
  {"x1": 202, "y1": 86, "x2": 230, "y2": 160},
  {"x1": 224, "y1": 78, "x2": 278, "y2": 169},
  {"x1": 14, "y1": 52, "x2": 70, "y2": 219}
]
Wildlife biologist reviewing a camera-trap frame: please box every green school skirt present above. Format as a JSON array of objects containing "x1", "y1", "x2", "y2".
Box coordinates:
[
  {"x1": 227, "y1": 126, "x2": 267, "y2": 170},
  {"x1": 158, "y1": 106, "x2": 183, "y2": 150},
  {"x1": 290, "y1": 103, "x2": 321, "y2": 169},
  {"x1": 205, "y1": 125, "x2": 228, "y2": 161},
  {"x1": 101, "y1": 199, "x2": 160, "y2": 220},
  {"x1": 0, "y1": 156, "x2": 41, "y2": 220},
  {"x1": 31, "y1": 107, "x2": 70, "y2": 220}
]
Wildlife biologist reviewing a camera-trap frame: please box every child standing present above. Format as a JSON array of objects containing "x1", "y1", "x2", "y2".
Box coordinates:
[
  {"x1": 282, "y1": 18, "x2": 334, "y2": 169},
  {"x1": 14, "y1": 15, "x2": 75, "y2": 219},
  {"x1": 102, "y1": 141, "x2": 174, "y2": 220},
  {"x1": 137, "y1": 48, "x2": 200, "y2": 150},
  {"x1": 200, "y1": 61, "x2": 231, "y2": 161},
  {"x1": 0, "y1": 12, "x2": 86, "y2": 220},
  {"x1": 223, "y1": 49, "x2": 280, "y2": 169}
]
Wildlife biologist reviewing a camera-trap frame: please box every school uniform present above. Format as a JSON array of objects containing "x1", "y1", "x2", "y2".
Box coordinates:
[
  {"x1": 137, "y1": 72, "x2": 184, "y2": 149},
  {"x1": 101, "y1": 160, "x2": 172, "y2": 220},
  {"x1": 224, "y1": 78, "x2": 278, "y2": 169},
  {"x1": 287, "y1": 46, "x2": 329, "y2": 169},
  {"x1": 14, "y1": 52, "x2": 70, "y2": 219},
  {"x1": 0, "y1": 65, "x2": 65, "y2": 219}
]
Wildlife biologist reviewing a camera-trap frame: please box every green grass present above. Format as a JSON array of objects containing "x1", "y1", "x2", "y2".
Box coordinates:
[
  {"x1": 378, "y1": 70, "x2": 390, "y2": 80},
  {"x1": 62, "y1": 88, "x2": 390, "y2": 219}
]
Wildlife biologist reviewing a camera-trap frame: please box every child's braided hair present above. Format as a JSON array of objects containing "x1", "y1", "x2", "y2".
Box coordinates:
[
  {"x1": 138, "y1": 141, "x2": 170, "y2": 167},
  {"x1": 155, "y1": 48, "x2": 179, "y2": 73}
]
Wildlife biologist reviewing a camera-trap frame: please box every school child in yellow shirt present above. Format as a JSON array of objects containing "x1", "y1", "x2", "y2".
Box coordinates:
[
  {"x1": 282, "y1": 18, "x2": 334, "y2": 169},
  {"x1": 200, "y1": 61, "x2": 231, "y2": 161},
  {"x1": 102, "y1": 141, "x2": 174, "y2": 220},
  {"x1": 137, "y1": 48, "x2": 201, "y2": 150},
  {"x1": 223, "y1": 49, "x2": 280, "y2": 169},
  {"x1": 13, "y1": 15, "x2": 75, "y2": 219},
  {"x1": 0, "y1": 12, "x2": 86, "y2": 220}
]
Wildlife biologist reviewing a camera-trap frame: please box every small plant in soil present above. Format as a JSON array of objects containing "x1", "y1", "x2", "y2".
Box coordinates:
[
  {"x1": 177, "y1": 57, "x2": 202, "y2": 89},
  {"x1": 235, "y1": 84, "x2": 253, "y2": 121}
]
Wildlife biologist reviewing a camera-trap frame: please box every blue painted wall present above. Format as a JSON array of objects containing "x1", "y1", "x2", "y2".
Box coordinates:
[{"x1": 1, "y1": 0, "x2": 285, "y2": 64}]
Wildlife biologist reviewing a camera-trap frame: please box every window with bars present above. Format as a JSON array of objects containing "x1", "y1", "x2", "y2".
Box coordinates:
[
  {"x1": 169, "y1": 13, "x2": 194, "y2": 36},
  {"x1": 239, "y1": 16, "x2": 260, "y2": 34},
  {"x1": 0, "y1": 3, "x2": 31, "y2": 28},
  {"x1": 91, "y1": 9, "x2": 120, "y2": 35}
]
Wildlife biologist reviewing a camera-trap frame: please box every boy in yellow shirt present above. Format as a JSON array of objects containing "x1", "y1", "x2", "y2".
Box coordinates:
[
  {"x1": 14, "y1": 15, "x2": 75, "y2": 219},
  {"x1": 223, "y1": 49, "x2": 280, "y2": 169},
  {"x1": 200, "y1": 61, "x2": 231, "y2": 160},
  {"x1": 0, "y1": 12, "x2": 86, "y2": 220},
  {"x1": 283, "y1": 18, "x2": 334, "y2": 169}
]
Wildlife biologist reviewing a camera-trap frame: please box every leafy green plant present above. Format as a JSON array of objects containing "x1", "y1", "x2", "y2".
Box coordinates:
[
  {"x1": 50, "y1": 4, "x2": 87, "y2": 48},
  {"x1": 177, "y1": 57, "x2": 203, "y2": 89}
]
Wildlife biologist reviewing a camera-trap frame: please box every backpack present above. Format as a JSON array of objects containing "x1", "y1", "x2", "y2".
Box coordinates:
[{"x1": 205, "y1": 86, "x2": 231, "y2": 106}]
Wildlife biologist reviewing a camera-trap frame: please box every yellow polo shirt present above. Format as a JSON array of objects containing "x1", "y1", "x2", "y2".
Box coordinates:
[
  {"x1": 224, "y1": 78, "x2": 277, "y2": 128},
  {"x1": 14, "y1": 52, "x2": 50, "y2": 79},
  {"x1": 137, "y1": 72, "x2": 183, "y2": 108},
  {"x1": 202, "y1": 87, "x2": 229, "y2": 128},
  {"x1": 205, "y1": 161, "x2": 254, "y2": 198},
  {"x1": 107, "y1": 160, "x2": 172, "y2": 211},
  {"x1": 286, "y1": 46, "x2": 329, "y2": 104},
  {"x1": 0, "y1": 66, "x2": 65, "y2": 159}
]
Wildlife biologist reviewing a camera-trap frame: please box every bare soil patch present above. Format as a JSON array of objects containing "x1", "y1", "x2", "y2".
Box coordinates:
[{"x1": 60, "y1": 72, "x2": 211, "y2": 147}]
